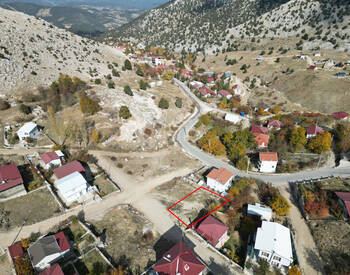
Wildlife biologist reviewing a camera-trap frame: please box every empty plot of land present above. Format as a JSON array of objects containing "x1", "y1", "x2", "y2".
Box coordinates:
[
  {"x1": 0, "y1": 254, "x2": 12, "y2": 275},
  {"x1": 0, "y1": 188, "x2": 60, "y2": 229}
]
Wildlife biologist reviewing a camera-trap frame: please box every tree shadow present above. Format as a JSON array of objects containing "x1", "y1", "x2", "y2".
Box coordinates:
[
  {"x1": 207, "y1": 256, "x2": 232, "y2": 275},
  {"x1": 305, "y1": 248, "x2": 324, "y2": 273}
]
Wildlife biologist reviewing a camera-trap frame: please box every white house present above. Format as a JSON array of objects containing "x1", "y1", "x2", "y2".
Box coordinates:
[
  {"x1": 54, "y1": 172, "x2": 90, "y2": 204},
  {"x1": 259, "y1": 152, "x2": 278, "y2": 173},
  {"x1": 247, "y1": 203, "x2": 272, "y2": 221},
  {"x1": 17, "y1": 122, "x2": 39, "y2": 141},
  {"x1": 225, "y1": 113, "x2": 242, "y2": 124},
  {"x1": 206, "y1": 168, "x2": 234, "y2": 193},
  {"x1": 254, "y1": 221, "x2": 293, "y2": 268},
  {"x1": 28, "y1": 232, "x2": 70, "y2": 271},
  {"x1": 40, "y1": 150, "x2": 65, "y2": 170}
]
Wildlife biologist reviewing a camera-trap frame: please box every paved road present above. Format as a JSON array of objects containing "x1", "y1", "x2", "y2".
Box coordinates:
[{"x1": 174, "y1": 78, "x2": 350, "y2": 185}]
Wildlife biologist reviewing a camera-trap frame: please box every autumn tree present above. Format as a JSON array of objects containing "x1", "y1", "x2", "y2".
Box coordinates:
[
  {"x1": 271, "y1": 195, "x2": 290, "y2": 215},
  {"x1": 271, "y1": 106, "x2": 282, "y2": 114},
  {"x1": 162, "y1": 70, "x2": 175, "y2": 80},
  {"x1": 80, "y1": 94, "x2": 102, "y2": 115},
  {"x1": 0, "y1": 100, "x2": 10, "y2": 110},
  {"x1": 197, "y1": 129, "x2": 226, "y2": 155},
  {"x1": 289, "y1": 127, "x2": 307, "y2": 151},
  {"x1": 91, "y1": 129, "x2": 102, "y2": 144},
  {"x1": 307, "y1": 131, "x2": 332, "y2": 153},
  {"x1": 334, "y1": 122, "x2": 350, "y2": 153},
  {"x1": 14, "y1": 255, "x2": 34, "y2": 275},
  {"x1": 105, "y1": 266, "x2": 128, "y2": 275},
  {"x1": 288, "y1": 265, "x2": 302, "y2": 275}
]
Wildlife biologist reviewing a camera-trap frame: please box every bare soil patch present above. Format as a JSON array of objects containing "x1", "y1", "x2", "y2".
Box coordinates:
[{"x1": 0, "y1": 254, "x2": 12, "y2": 275}]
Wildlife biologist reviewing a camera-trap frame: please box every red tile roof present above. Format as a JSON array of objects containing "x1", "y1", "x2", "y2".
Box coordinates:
[
  {"x1": 199, "y1": 86, "x2": 215, "y2": 97},
  {"x1": 332, "y1": 112, "x2": 349, "y2": 120},
  {"x1": 53, "y1": 161, "x2": 85, "y2": 179},
  {"x1": 54, "y1": 232, "x2": 70, "y2": 252},
  {"x1": 8, "y1": 243, "x2": 24, "y2": 258},
  {"x1": 255, "y1": 134, "x2": 270, "y2": 147},
  {"x1": 153, "y1": 241, "x2": 206, "y2": 275},
  {"x1": 207, "y1": 168, "x2": 234, "y2": 185},
  {"x1": 218, "y1": 90, "x2": 231, "y2": 97},
  {"x1": 335, "y1": 192, "x2": 350, "y2": 220},
  {"x1": 268, "y1": 120, "x2": 283, "y2": 128},
  {"x1": 40, "y1": 152, "x2": 60, "y2": 164},
  {"x1": 251, "y1": 125, "x2": 268, "y2": 135},
  {"x1": 259, "y1": 152, "x2": 278, "y2": 162},
  {"x1": 0, "y1": 164, "x2": 24, "y2": 192},
  {"x1": 195, "y1": 215, "x2": 229, "y2": 246},
  {"x1": 39, "y1": 264, "x2": 64, "y2": 275},
  {"x1": 307, "y1": 125, "x2": 323, "y2": 135}
]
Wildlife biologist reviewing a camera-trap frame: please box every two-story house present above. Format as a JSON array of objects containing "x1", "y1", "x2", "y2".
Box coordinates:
[
  {"x1": 259, "y1": 152, "x2": 278, "y2": 173},
  {"x1": 206, "y1": 168, "x2": 234, "y2": 193}
]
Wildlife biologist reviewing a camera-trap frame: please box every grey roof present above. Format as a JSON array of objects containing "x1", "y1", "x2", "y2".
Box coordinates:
[{"x1": 28, "y1": 236, "x2": 61, "y2": 266}]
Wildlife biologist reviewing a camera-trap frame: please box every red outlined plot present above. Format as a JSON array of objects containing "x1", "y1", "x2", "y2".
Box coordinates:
[{"x1": 167, "y1": 186, "x2": 230, "y2": 228}]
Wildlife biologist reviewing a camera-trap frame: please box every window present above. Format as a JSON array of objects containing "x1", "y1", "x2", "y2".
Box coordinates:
[
  {"x1": 261, "y1": 252, "x2": 269, "y2": 258},
  {"x1": 273, "y1": 256, "x2": 281, "y2": 262},
  {"x1": 272, "y1": 262, "x2": 279, "y2": 267}
]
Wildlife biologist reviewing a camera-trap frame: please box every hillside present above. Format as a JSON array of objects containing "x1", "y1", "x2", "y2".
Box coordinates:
[
  {"x1": 0, "y1": 7, "x2": 124, "y2": 93},
  {"x1": 108, "y1": 0, "x2": 350, "y2": 53}
]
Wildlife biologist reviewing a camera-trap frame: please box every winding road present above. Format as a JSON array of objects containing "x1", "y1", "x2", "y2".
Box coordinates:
[{"x1": 174, "y1": 78, "x2": 350, "y2": 184}]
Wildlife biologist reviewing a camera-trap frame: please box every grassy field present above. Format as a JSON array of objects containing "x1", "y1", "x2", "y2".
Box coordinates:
[
  {"x1": 91, "y1": 205, "x2": 156, "y2": 273},
  {"x1": 0, "y1": 188, "x2": 60, "y2": 229}
]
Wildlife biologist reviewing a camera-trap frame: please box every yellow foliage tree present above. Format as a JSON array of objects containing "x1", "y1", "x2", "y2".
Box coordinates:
[
  {"x1": 162, "y1": 70, "x2": 175, "y2": 81},
  {"x1": 271, "y1": 195, "x2": 290, "y2": 215},
  {"x1": 288, "y1": 265, "x2": 302, "y2": 275},
  {"x1": 21, "y1": 238, "x2": 30, "y2": 249},
  {"x1": 197, "y1": 130, "x2": 226, "y2": 155},
  {"x1": 91, "y1": 129, "x2": 102, "y2": 144},
  {"x1": 307, "y1": 131, "x2": 332, "y2": 153},
  {"x1": 271, "y1": 106, "x2": 282, "y2": 114}
]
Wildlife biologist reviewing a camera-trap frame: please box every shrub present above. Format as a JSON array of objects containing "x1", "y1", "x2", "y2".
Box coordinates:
[
  {"x1": 124, "y1": 85, "x2": 133, "y2": 96},
  {"x1": 175, "y1": 98, "x2": 183, "y2": 108},
  {"x1": 158, "y1": 98, "x2": 169, "y2": 109},
  {"x1": 19, "y1": 104, "x2": 31, "y2": 114},
  {"x1": 0, "y1": 100, "x2": 10, "y2": 110},
  {"x1": 79, "y1": 95, "x2": 102, "y2": 115},
  {"x1": 108, "y1": 81, "x2": 115, "y2": 89},
  {"x1": 112, "y1": 69, "x2": 120, "y2": 77},
  {"x1": 124, "y1": 59, "x2": 132, "y2": 70},
  {"x1": 136, "y1": 67, "x2": 144, "y2": 76},
  {"x1": 95, "y1": 79, "x2": 101, "y2": 84},
  {"x1": 119, "y1": 106, "x2": 131, "y2": 119},
  {"x1": 139, "y1": 80, "x2": 149, "y2": 90},
  {"x1": 271, "y1": 195, "x2": 290, "y2": 215}
]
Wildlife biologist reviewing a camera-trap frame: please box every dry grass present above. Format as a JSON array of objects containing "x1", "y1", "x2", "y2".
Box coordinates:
[{"x1": 0, "y1": 254, "x2": 12, "y2": 275}]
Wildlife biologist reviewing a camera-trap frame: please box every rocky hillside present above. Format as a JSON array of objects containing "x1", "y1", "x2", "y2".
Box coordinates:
[
  {"x1": 0, "y1": 7, "x2": 124, "y2": 94},
  {"x1": 108, "y1": 0, "x2": 350, "y2": 52}
]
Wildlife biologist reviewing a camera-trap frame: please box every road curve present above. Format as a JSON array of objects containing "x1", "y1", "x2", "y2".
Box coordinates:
[{"x1": 174, "y1": 79, "x2": 350, "y2": 184}]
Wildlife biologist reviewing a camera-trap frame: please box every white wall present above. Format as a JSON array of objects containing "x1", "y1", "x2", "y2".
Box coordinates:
[
  {"x1": 207, "y1": 177, "x2": 232, "y2": 193},
  {"x1": 259, "y1": 161, "x2": 277, "y2": 173}
]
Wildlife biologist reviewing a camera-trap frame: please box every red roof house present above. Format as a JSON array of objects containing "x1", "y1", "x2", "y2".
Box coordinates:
[
  {"x1": 53, "y1": 160, "x2": 85, "y2": 179},
  {"x1": 153, "y1": 241, "x2": 206, "y2": 275},
  {"x1": 332, "y1": 112, "x2": 349, "y2": 120},
  {"x1": 206, "y1": 168, "x2": 234, "y2": 193},
  {"x1": 39, "y1": 264, "x2": 64, "y2": 275},
  {"x1": 195, "y1": 215, "x2": 229, "y2": 248},
  {"x1": 251, "y1": 125, "x2": 268, "y2": 135},
  {"x1": 198, "y1": 86, "x2": 215, "y2": 98},
  {"x1": 306, "y1": 125, "x2": 323, "y2": 138},
  {"x1": 335, "y1": 192, "x2": 350, "y2": 220},
  {"x1": 259, "y1": 152, "x2": 278, "y2": 162},
  {"x1": 267, "y1": 120, "x2": 283, "y2": 129},
  {"x1": 259, "y1": 152, "x2": 278, "y2": 173},
  {"x1": 8, "y1": 243, "x2": 24, "y2": 259},
  {"x1": 41, "y1": 152, "x2": 60, "y2": 164},
  {"x1": 308, "y1": 65, "x2": 317, "y2": 70},
  {"x1": 255, "y1": 134, "x2": 270, "y2": 148},
  {"x1": 54, "y1": 231, "x2": 71, "y2": 252},
  {"x1": 0, "y1": 164, "x2": 24, "y2": 193},
  {"x1": 218, "y1": 90, "x2": 232, "y2": 99}
]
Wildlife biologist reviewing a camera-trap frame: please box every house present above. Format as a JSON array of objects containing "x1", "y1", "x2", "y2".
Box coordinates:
[
  {"x1": 198, "y1": 86, "x2": 215, "y2": 98},
  {"x1": 40, "y1": 150, "x2": 65, "y2": 170},
  {"x1": 0, "y1": 164, "x2": 26, "y2": 199},
  {"x1": 259, "y1": 152, "x2": 278, "y2": 173},
  {"x1": 194, "y1": 215, "x2": 229, "y2": 248},
  {"x1": 332, "y1": 111, "x2": 349, "y2": 120},
  {"x1": 267, "y1": 120, "x2": 283, "y2": 130},
  {"x1": 247, "y1": 203, "x2": 272, "y2": 221},
  {"x1": 251, "y1": 125, "x2": 268, "y2": 135},
  {"x1": 225, "y1": 113, "x2": 242, "y2": 124},
  {"x1": 53, "y1": 160, "x2": 85, "y2": 179},
  {"x1": 17, "y1": 122, "x2": 39, "y2": 141},
  {"x1": 253, "y1": 221, "x2": 293, "y2": 268},
  {"x1": 39, "y1": 264, "x2": 64, "y2": 275},
  {"x1": 54, "y1": 172, "x2": 91, "y2": 204},
  {"x1": 152, "y1": 241, "x2": 206, "y2": 275},
  {"x1": 28, "y1": 232, "x2": 70, "y2": 271},
  {"x1": 218, "y1": 90, "x2": 232, "y2": 99},
  {"x1": 335, "y1": 192, "x2": 350, "y2": 220},
  {"x1": 233, "y1": 84, "x2": 242, "y2": 95},
  {"x1": 8, "y1": 243, "x2": 24, "y2": 259},
  {"x1": 206, "y1": 168, "x2": 234, "y2": 193},
  {"x1": 255, "y1": 134, "x2": 269, "y2": 148},
  {"x1": 306, "y1": 125, "x2": 323, "y2": 138}
]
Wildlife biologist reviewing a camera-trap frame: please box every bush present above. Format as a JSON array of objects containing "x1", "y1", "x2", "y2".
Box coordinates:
[
  {"x1": 175, "y1": 98, "x2": 183, "y2": 108},
  {"x1": 112, "y1": 69, "x2": 119, "y2": 77},
  {"x1": 119, "y1": 106, "x2": 131, "y2": 119},
  {"x1": 139, "y1": 80, "x2": 149, "y2": 90},
  {"x1": 271, "y1": 195, "x2": 290, "y2": 215},
  {"x1": 19, "y1": 104, "x2": 31, "y2": 114},
  {"x1": 136, "y1": 67, "x2": 144, "y2": 76},
  {"x1": 108, "y1": 81, "x2": 115, "y2": 89},
  {"x1": 124, "y1": 59, "x2": 132, "y2": 70},
  {"x1": 124, "y1": 85, "x2": 133, "y2": 96},
  {"x1": 158, "y1": 98, "x2": 169, "y2": 109},
  {"x1": 95, "y1": 79, "x2": 101, "y2": 84},
  {"x1": 79, "y1": 95, "x2": 102, "y2": 115},
  {"x1": 0, "y1": 100, "x2": 10, "y2": 110}
]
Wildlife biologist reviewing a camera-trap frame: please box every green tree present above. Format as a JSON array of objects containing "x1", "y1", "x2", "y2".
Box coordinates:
[
  {"x1": 123, "y1": 85, "x2": 133, "y2": 96},
  {"x1": 0, "y1": 100, "x2": 10, "y2": 110},
  {"x1": 139, "y1": 80, "x2": 149, "y2": 90},
  {"x1": 108, "y1": 81, "x2": 115, "y2": 89},
  {"x1": 112, "y1": 69, "x2": 120, "y2": 77},
  {"x1": 175, "y1": 98, "x2": 183, "y2": 108},
  {"x1": 158, "y1": 98, "x2": 169, "y2": 109},
  {"x1": 136, "y1": 67, "x2": 144, "y2": 76},
  {"x1": 19, "y1": 104, "x2": 31, "y2": 114},
  {"x1": 119, "y1": 106, "x2": 131, "y2": 119},
  {"x1": 124, "y1": 59, "x2": 132, "y2": 70}
]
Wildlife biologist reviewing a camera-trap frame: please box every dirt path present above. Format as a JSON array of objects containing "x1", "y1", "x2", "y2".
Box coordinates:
[{"x1": 279, "y1": 185, "x2": 324, "y2": 275}]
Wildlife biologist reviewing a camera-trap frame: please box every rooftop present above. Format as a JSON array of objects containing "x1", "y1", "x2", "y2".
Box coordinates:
[
  {"x1": 0, "y1": 163, "x2": 24, "y2": 192},
  {"x1": 53, "y1": 160, "x2": 85, "y2": 179},
  {"x1": 207, "y1": 168, "x2": 234, "y2": 185},
  {"x1": 259, "y1": 152, "x2": 278, "y2": 162},
  {"x1": 195, "y1": 215, "x2": 229, "y2": 246}
]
